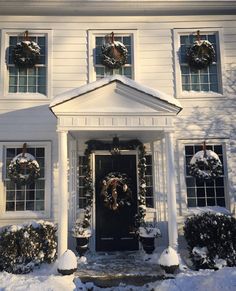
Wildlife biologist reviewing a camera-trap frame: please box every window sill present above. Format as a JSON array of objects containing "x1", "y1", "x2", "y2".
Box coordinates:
[
  {"x1": 3, "y1": 93, "x2": 49, "y2": 100},
  {"x1": 178, "y1": 91, "x2": 224, "y2": 99},
  {"x1": 0, "y1": 211, "x2": 50, "y2": 220}
]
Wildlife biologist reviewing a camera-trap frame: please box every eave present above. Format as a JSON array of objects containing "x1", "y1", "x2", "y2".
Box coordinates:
[{"x1": 0, "y1": 0, "x2": 236, "y2": 16}]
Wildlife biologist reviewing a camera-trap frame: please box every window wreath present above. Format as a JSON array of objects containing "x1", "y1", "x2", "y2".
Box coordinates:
[
  {"x1": 186, "y1": 31, "x2": 215, "y2": 70},
  {"x1": 100, "y1": 172, "x2": 132, "y2": 211},
  {"x1": 12, "y1": 31, "x2": 41, "y2": 68},
  {"x1": 189, "y1": 149, "x2": 222, "y2": 180},
  {"x1": 101, "y1": 32, "x2": 128, "y2": 69},
  {"x1": 8, "y1": 143, "x2": 40, "y2": 186}
]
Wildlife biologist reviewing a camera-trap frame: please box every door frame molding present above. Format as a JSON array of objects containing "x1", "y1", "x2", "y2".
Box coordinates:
[{"x1": 91, "y1": 150, "x2": 138, "y2": 252}]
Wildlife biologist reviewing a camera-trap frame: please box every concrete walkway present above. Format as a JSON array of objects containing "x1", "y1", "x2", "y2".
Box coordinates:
[{"x1": 75, "y1": 251, "x2": 166, "y2": 288}]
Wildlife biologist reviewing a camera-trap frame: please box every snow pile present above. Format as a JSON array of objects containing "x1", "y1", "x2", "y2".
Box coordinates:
[
  {"x1": 58, "y1": 250, "x2": 77, "y2": 271},
  {"x1": 0, "y1": 262, "x2": 76, "y2": 291},
  {"x1": 154, "y1": 267, "x2": 236, "y2": 291},
  {"x1": 158, "y1": 247, "x2": 179, "y2": 267},
  {"x1": 0, "y1": 262, "x2": 236, "y2": 291},
  {"x1": 187, "y1": 206, "x2": 231, "y2": 216}
]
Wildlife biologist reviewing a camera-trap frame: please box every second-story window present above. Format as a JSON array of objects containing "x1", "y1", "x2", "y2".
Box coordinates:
[
  {"x1": 95, "y1": 35, "x2": 133, "y2": 80},
  {"x1": 180, "y1": 33, "x2": 219, "y2": 93},
  {"x1": 7, "y1": 35, "x2": 47, "y2": 95}
]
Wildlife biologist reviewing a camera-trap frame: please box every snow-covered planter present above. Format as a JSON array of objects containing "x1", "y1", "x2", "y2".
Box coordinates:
[
  {"x1": 72, "y1": 220, "x2": 92, "y2": 257},
  {"x1": 158, "y1": 246, "x2": 179, "y2": 274},
  {"x1": 184, "y1": 212, "x2": 236, "y2": 269},
  {"x1": 101, "y1": 41, "x2": 128, "y2": 69},
  {"x1": 138, "y1": 221, "x2": 161, "y2": 254},
  {"x1": 189, "y1": 150, "x2": 222, "y2": 180},
  {"x1": 58, "y1": 250, "x2": 77, "y2": 275},
  {"x1": 186, "y1": 39, "x2": 215, "y2": 70},
  {"x1": 8, "y1": 152, "x2": 40, "y2": 186},
  {"x1": 72, "y1": 220, "x2": 92, "y2": 238},
  {"x1": 13, "y1": 40, "x2": 41, "y2": 68},
  {"x1": 0, "y1": 220, "x2": 57, "y2": 274}
]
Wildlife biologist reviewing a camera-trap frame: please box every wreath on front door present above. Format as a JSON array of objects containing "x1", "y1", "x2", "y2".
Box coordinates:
[
  {"x1": 100, "y1": 172, "x2": 132, "y2": 211},
  {"x1": 189, "y1": 149, "x2": 222, "y2": 180}
]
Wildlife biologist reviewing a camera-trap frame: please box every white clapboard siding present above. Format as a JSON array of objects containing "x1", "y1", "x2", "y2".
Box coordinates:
[{"x1": 0, "y1": 11, "x2": 236, "y2": 230}]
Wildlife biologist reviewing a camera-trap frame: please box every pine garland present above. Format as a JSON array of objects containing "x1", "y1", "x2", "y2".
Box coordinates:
[{"x1": 81, "y1": 139, "x2": 147, "y2": 231}]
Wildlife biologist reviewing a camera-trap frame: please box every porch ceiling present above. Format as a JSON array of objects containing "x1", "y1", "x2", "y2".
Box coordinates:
[{"x1": 70, "y1": 129, "x2": 164, "y2": 143}]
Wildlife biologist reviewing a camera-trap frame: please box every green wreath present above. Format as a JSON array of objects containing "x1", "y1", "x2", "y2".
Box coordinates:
[
  {"x1": 100, "y1": 172, "x2": 132, "y2": 211},
  {"x1": 186, "y1": 40, "x2": 215, "y2": 70},
  {"x1": 8, "y1": 153, "x2": 40, "y2": 186},
  {"x1": 189, "y1": 150, "x2": 222, "y2": 180},
  {"x1": 101, "y1": 41, "x2": 128, "y2": 69},
  {"x1": 13, "y1": 40, "x2": 41, "y2": 68}
]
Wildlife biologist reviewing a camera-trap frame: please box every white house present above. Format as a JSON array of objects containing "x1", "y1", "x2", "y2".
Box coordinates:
[{"x1": 0, "y1": 0, "x2": 235, "y2": 257}]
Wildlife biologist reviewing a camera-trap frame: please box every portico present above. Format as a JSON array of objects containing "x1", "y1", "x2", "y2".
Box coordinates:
[{"x1": 50, "y1": 75, "x2": 182, "y2": 256}]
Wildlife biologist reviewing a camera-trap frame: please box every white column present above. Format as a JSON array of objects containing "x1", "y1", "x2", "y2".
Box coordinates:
[
  {"x1": 165, "y1": 131, "x2": 178, "y2": 249},
  {"x1": 58, "y1": 130, "x2": 68, "y2": 257}
]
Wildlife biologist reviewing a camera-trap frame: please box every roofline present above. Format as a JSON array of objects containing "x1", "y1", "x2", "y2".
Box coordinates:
[
  {"x1": 0, "y1": 1, "x2": 236, "y2": 16},
  {"x1": 50, "y1": 77, "x2": 182, "y2": 113}
]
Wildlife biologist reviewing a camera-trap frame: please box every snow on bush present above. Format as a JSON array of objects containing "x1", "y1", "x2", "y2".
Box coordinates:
[
  {"x1": 184, "y1": 212, "x2": 236, "y2": 269},
  {"x1": 0, "y1": 220, "x2": 57, "y2": 274}
]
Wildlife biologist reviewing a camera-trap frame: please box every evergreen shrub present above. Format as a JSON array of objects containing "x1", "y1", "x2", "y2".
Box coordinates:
[
  {"x1": 184, "y1": 212, "x2": 236, "y2": 269},
  {"x1": 0, "y1": 220, "x2": 57, "y2": 274}
]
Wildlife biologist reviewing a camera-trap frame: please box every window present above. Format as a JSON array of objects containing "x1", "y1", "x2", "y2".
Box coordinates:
[
  {"x1": 0, "y1": 141, "x2": 51, "y2": 217},
  {"x1": 95, "y1": 35, "x2": 133, "y2": 80},
  {"x1": 174, "y1": 29, "x2": 223, "y2": 97},
  {"x1": 185, "y1": 144, "x2": 226, "y2": 207},
  {"x1": 7, "y1": 35, "x2": 46, "y2": 94},
  {"x1": 5, "y1": 146, "x2": 45, "y2": 212},
  {"x1": 0, "y1": 29, "x2": 52, "y2": 98},
  {"x1": 78, "y1": 156, "x2": 87, "y2": 209},
  {"x1": 145, "y1": 155, "x2": 154, "y2": 208},
  {"x1": 88, "y1": 30, "x2": 137, "y2": 81},
  {"x1": 180, "y1": 34, "x2": 219, "y2": 93}
]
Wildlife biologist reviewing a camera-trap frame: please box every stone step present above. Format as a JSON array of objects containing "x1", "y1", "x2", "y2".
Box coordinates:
[{"x1": 79, "y1": 274, "x2": 165, "y2": 288}]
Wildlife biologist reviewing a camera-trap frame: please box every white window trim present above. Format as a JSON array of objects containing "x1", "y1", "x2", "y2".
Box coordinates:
[
  {"x1": 88, "y1": 29, "x2": 138, "y2": 82},
  {"x1": 0, "y1": 29, "x2": 52, "y2": 99},
  {"x1": 177, "y1": 139, "x2": 230, "y2": 216},
  {"x1": 173, "y1": 28, "x2": 225, "y2": 99},
  {"x1": 0, "y1": 141, "x2": 51, "y2": 219}
]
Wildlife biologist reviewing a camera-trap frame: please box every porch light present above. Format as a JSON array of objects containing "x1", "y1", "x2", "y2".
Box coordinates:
[{"x1": 111, "y1": 136, "x2": 120, "y2": 155}]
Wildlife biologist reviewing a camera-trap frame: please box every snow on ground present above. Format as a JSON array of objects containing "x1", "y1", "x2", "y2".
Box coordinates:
[{"x1": 0, "y1": 263, "x2": 236, "y2": 291}]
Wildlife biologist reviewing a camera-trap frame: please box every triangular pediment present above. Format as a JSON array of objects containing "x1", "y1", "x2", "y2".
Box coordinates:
[{"x1": 50, "y1": 75, "x2": 182, "y2": 116}]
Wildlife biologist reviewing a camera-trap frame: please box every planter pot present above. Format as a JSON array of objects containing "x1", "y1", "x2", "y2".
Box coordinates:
[
  {"x1": 140, "y1": 236, "x2": 155, "y2": 254},
  {"x1": 160, "y1": 264, "x2": 179, "y2": 274},
  {"x1": 75, "y1": 236, "x2": 90, "y2": 257},
  {"x1": 58, "y1": 268, "x2": 77, "y2": 276}
]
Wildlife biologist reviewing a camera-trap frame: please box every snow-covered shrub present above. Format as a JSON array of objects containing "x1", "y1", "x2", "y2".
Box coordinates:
[
  {"x1": 184, "y1": 212, "x2": 236, "y2": 269},
  {"x1": 0, "y1": 220, "x2": 57, "y2": 274}
]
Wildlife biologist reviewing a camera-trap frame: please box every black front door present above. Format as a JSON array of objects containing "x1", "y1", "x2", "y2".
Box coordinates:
[{"x1": 95, "y1": 154, "x2": 138, "y2": 251}]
